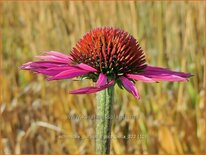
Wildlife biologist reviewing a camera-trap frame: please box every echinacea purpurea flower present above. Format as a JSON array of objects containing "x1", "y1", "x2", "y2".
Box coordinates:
[{"x1": 21, "y1": 27, "x2": 192, "y2": 99}]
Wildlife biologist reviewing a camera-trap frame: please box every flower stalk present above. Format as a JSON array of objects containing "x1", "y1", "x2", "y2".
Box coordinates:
[{"x1": 96, "y1": 86, "x2": 114, "y2": 154}]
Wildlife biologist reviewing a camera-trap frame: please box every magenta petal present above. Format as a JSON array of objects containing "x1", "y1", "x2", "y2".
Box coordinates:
[
  {"x1": 37, "y1": 51, "x2": 72, "y2": 63},
  {"x1": 21, "y1": 62, "x2": 33, "y2": 70},
  {"x1": 20, "y1": 51, "x2": 77, "y2": 78},
  {"x1": 21, "y1": 61, "x2": 70, "y2": 75},
  {"x1": 21, "y1": 51, "x2": 71, "y2": 72},
  {"x1": 45, "y1": 51, "x2": 70, "y2": 59},
  {"x1": 35, "y1": 55, "x2": 68, "y2": 63},
  {"x1": 36, "y1": 67, "x2": 76, "y2": 76},
  {"x1": 21, "y1": 53, "x2": 97, "y2": 80},
  {"x1": 48, "y1": 68, "x2": 89, "y2": 80},
  {"x1": 96, "y1": 73, "x2": 107, "y2": 87},
  {"x1": 142, "y1": 66, "x2": 192, "y2": 77},
  {"x1": 26, "y1": 61, "x2": 66, "y2": 68},
  {"x1": 45, "y1": 51, "x2": 73, "y2": 62},
  {"x1": 139, "y1": 65, "x2": 192, "y2": 82},
  {"x1": 69, "y1": 80, "x2": 115, "y2": 94},
  {"x1": 148, "y1": 75, "x2": 187, "y2": 82},
  {"x1": 76, "y1": 63, "x2": 97, "y2": 72},
  {"x1": 120, "y1": 76, "x2": 140, "y2": 99},
  {"x1": 70, "y1": 87, "x2": 100, "y2": 94},
  {"x1": 21, "y1": 60, "x2": 81, "y2": 77},
  {"x1": 36, "y1": 70, "x2": 63, "y2": 76},
  {"x1": 127, "y1": 74, "x2": 155, "y2": 83}
]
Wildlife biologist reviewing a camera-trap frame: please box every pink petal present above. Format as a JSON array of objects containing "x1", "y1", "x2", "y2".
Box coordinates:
[
  {"x1": 21, "y1": 61, "x2": 70, "y2": 75},
  {"x1": 36, "y1": 67, "x2": 77, "y2": 76},
  {"x1": 36, "y1": 70, "x2": 63, "y2": 76},
  {"x1": 21, "y1": 52, "x2": 98, "y2": 80},
  {"x1": 20, "y1": 62, "x2": 33, "y2": 70},
  {"x1": 148, "y1": 75, "x2": 187, "y2": 82},
  {"x1": 45, "y1": 51, "x2": 73, "y2": 63},
  {"x1": 21, "y1": 53, "x2": 98, "y2": 80},
  {"x1": 69, "y1": 80, "x2": 115, "y2": 94},
  {"x1": 21, "y1": 57, "x2": 94, "y2": 80},
  {"x1": 35, "y1": 55, "x2": 69, "y2": 63},
  {"x1": 48, "y1": 68, "x2": 89, "y2": 80},
  {"x1": 96, "y1": 73, "x2": 107, "y2": 87},
  {"x1": 21, "y1": 51, "x2": 71, "y2": 73},
  {"x1": 39, "y1": 51, "x2": 72, "y2": 61},
  {"x1": 138, "y1": 65, "x2": 192, "y2": 82},
  {"x1": 120, "y1": 76, "x2": 140, "y2": 99},
  {"x1": 142, "y1": 65, "x2": 192, "y2": 78},
  {"x1": 126, "y1": 74, "x2": 155, "y2": 83},
  {"x1": 45, "y1": 51, "x2": 71, "y2": 59},
  {"x1": 25, "y1": 61, "x2": 66, "y2": 68},
  {"x1": 76, "y1": 63, "x2": 97, "y2": 72}
]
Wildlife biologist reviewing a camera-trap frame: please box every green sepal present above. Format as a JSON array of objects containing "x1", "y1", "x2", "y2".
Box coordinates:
[{"x1": 116, "y1": 78, "x2": 124, "y2": 89}]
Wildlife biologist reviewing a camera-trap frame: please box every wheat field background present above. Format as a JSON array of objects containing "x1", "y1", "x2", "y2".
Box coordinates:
[{"x1": 1, "y1": 1, "x2": 205, "y2": 154}]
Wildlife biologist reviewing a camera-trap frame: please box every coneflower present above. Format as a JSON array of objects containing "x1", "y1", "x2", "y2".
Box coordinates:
[{"x1": 21, "y1": 27, "x2": 192, "y2": 154}]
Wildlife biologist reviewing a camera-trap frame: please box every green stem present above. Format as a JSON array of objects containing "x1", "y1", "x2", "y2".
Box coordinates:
[{"x1": 96, "y1": 86, "x2": 114, "y2": 154}]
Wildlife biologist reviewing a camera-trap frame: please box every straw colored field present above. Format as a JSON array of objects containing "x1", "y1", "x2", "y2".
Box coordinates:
[{"x1": 1, "y1": 1, "x2": 205, "y2": 154}]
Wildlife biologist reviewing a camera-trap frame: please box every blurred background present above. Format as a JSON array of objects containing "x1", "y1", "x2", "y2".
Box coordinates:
[{"x1": 1, "y1": 1, "x2": 205, "y2": 154}]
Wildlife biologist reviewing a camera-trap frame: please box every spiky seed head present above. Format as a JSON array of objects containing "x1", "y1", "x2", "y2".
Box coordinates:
[{"x1": 70, "y1": 27, "x2": 147, "y2": 79}]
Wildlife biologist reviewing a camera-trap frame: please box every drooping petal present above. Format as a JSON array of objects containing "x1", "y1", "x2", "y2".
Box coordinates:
[
  {"x1": 143, "y1": 65, "x2": 193, "y2": 77},
  {"x1": 21, "y1": 51, "x2": 71, "y2": 71},
  {"x1": 138, "y1": 65, "x2": 192, "y2": 82},
  {"x1": 47, "y1": 68, "x2": 90, "y2": 80},
  {"x1": 126, "y1": 74, "x2": 155, "y2": 83},
  {"x1": 69, "y1": 80, "x2": 115, "y2": 94},
  {"x1": 45, "y1": 51, "x2": 72, "y2": 60},
  {"x1": 21, "y1": 60, "x2": 69, "y2": 73},
  {"x1": 21, "y1": 51, "x2": 97, "y2": 80},
  {"x1": 21, "y1": 61, "x2": 86, "y2": 78},
  {"x1": 96, "y1": 73, "x2": 107, "y2": 87},
  {"x1": 22, "y1": 61, "x2": 66, "y2": 69},
  {"x1": 120, "y1": 76, "x2": 140, "y2": 99},
  {"x1": 45, "y1": 51, "x2": 73, "y2": 62},
  {"x1": 37, "y1": 51, "x2": 72, "y2": 63},
  {"x1": 35, "y1": 56, "x2": 68, "y2": 63},
  {"x1": 76, "y1": 63, "x2": 97, "y2": 72},
  {"x1": 21, "y1": 62, "x2": 33, "y2": 70},
  {"x1": 148, "y1": 75, "x2": 187, "y2": 82},
  {"x1": 36, "y1": 67, "x2": 78, "y2": 76}
]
